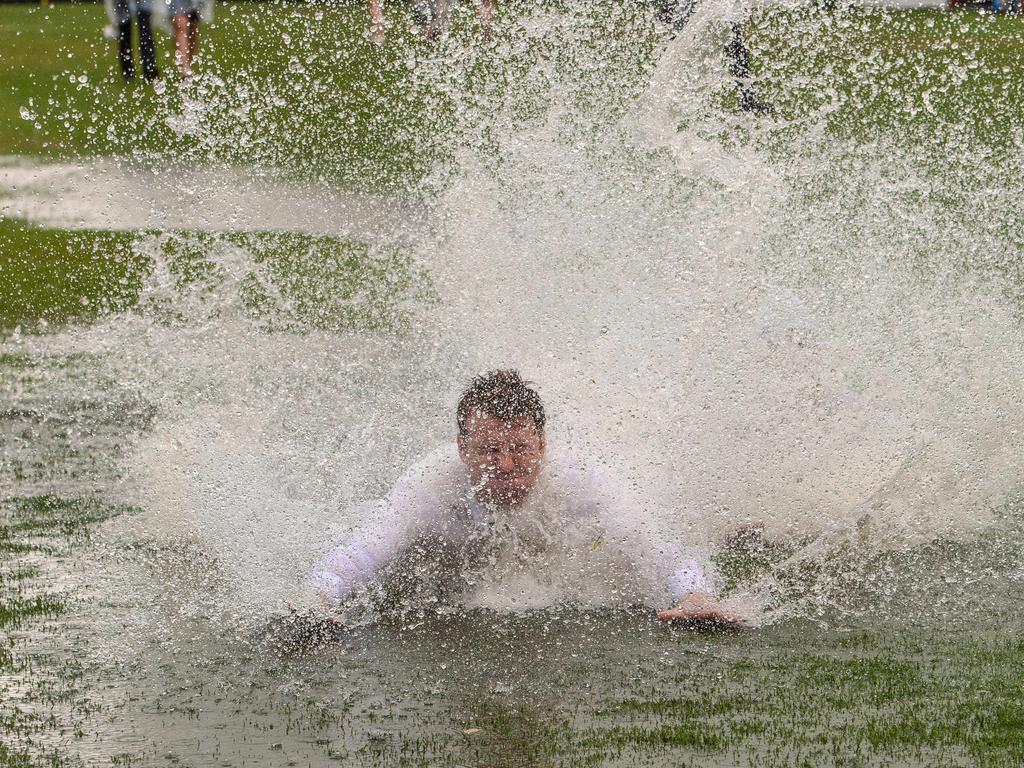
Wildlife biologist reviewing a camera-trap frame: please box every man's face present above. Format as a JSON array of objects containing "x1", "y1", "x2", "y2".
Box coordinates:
[{"x1": 457, "y1": 413, "x2": 546, "y2": 506}]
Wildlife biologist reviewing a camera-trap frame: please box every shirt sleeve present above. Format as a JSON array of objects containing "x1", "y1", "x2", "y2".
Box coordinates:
[
  {"x1": 310, "y1": 448, "x2": 455, "y2": 608},
  {"x1": 310, "y1": 499, "x2": 406, "y2": 608},
  {"x1": 665, "y1": 548, "x2": 718, "y2": 599}
]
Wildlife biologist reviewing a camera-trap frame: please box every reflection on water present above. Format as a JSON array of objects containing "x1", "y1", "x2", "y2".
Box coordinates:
[{"x1": 26, "y1": 535, "x2": 1024, "y2": 768}]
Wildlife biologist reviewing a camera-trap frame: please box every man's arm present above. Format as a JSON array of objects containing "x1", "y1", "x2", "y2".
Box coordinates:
[
  {"x1": 311, "y1": 501, "x2": 403, "y2": 615},
  {"x1": 657, "y1": 556, "x2": 744, "y2": 627},
  {"x1": 582, "y1": 460, "x2": 745, "y2": 628},
  {"x1": 311, "y1": 446, "x2": 459, "y2": 618}
]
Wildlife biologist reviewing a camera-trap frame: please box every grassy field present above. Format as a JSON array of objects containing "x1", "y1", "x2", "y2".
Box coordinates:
[
  {"x1": 2, "y1": 2, "x2": 1023, "y2": 188},
  {"x1": 2, "y1": 486, "x2": 1024, "y2": 767},
  {"x1": 0, "y1": 1, "x2": 444, "y2": 189},
  {"x1": 2, "y1": 1, "x2": 1023, "y2": 336},
  {"x1": 0, "y1": 218, "x2": 435, "y2": 333}
]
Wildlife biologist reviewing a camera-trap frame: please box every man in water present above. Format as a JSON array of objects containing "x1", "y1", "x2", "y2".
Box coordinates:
[{"x1": 312, "y1": 370, "x2": 742, "y2": 627}]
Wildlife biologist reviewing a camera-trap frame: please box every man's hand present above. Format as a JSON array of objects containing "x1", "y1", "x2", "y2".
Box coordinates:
[{"x1": 656, "y1": 591, "x2": 745, "y2": 630}]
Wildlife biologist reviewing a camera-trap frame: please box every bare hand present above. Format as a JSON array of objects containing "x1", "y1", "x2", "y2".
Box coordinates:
[{"x1": 656, "y1": 592, "x2": 745, "y2": 631}]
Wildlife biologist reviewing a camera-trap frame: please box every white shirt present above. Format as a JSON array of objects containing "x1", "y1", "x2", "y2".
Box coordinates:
[{"x1": 311, "y1": 446, "x2": 716, "y2": 610}]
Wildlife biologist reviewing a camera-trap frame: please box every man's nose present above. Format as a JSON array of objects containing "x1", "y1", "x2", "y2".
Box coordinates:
[{"x1": 494, "y1": 452, "x2": 517, "y2": 473}]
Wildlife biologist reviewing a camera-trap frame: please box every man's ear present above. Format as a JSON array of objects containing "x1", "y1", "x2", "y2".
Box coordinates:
[
  {"x1": 538, "y1": 430, "x2": 547, "y2": 454},
  {"x1": 457, "y1": 433, "x2": 468, "y2": 463}
]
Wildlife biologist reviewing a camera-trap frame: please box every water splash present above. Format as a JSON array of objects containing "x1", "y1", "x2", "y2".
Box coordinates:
[{"x1": 12, "y1": 1, "x2": 1024, "y2": 627}]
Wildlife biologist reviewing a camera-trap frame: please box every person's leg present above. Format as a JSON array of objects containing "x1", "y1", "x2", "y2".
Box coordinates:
[
  {"x1": 424, "y1": 0, "x2": 448, "y2": 42},
  {"x1": 726, "y1": 22, "x2": 769, "y2": 113},
  {"x1": 187, "y1": 12, "x2": 200, "y2": 66},
  {"x1": 172, "y1": 13, "x2": 194, "y2": 74},
  {"x1": 474, "y1": 0, "x2": 494, "y2": 40},
  {"x1": 117, "y1": 18, "x2": 135, "y2": 80},
  {"x1": 137, "y1": 10, "x2": 160, "y2": 81},
  {"x1": 656, "y1": 0, "x2": 697, "y2": 33},
  {"x1": 369, "y1": 0, "x2": 385, "y2": 44},
  {"x1": 112, "y1": 0, "x2": 134, "y2": 80},
  {"x1": 661, "y1": 1, "x2": 769, "y2": 114}
]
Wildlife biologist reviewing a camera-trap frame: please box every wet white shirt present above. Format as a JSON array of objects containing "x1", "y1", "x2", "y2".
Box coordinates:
[{"x1": 311, "y1": 446, "x2": 717, "y2": 610}]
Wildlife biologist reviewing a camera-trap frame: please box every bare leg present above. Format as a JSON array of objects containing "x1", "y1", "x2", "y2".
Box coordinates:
[
  {"x1": 172, "y1": 13, "x2": 192, "y2": 75},
  {"x1": 172, "y1": 12, "x2": 200, "y2": 75},
  {"x1": 475, "y1": 0, "x2": 494, "y2": 40},
  {"x1": 369, "y1": 0, "x2": 385, "y2": 44}
]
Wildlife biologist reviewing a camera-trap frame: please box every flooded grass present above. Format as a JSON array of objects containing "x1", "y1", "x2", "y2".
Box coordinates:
[
  {"x1": 0, "y1": 496, "x2": 130, "y2": 630},
  {"x1": 0, "y1": 494, "x2": 129, "y2": 768},
  {"x1": 0, "y1": 219, "x2": 434, "y2": 334},
  {"x1": 1, "y1": 296, "x2": 1022, "y2": 768},
  {"x1": 2, "y1": 463, "x2": 1023, "y2": 767}
]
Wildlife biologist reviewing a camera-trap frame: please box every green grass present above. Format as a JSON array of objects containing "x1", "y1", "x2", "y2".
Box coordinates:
[
  {"x1": 0, "y1": 496, "x2": 131, "y2": 636},
  {"x1": 243, "y1": 621, "x2": 1024, "y2": 768},
  {"x1": 0, "y1": 219, "x2": 435, "y2": 332},
  {"x1": 747, "y1": 6, "x2": 1024, "y2": 147},
  {"x1": 0, "y1": 1, "x2": 447, "y2": 191},
  {"x1": 0, "y1": 594, "x2": 67, "y2": 629},
  {"x1": 1, "y1": 494, "x2": 132, "y2": 541},
  {"x1": 2, "y1": 492, "x2": 1024, "y2": 767},
  {"x1": 0, "y1": 221, "x2": 142, "y2": 330}
]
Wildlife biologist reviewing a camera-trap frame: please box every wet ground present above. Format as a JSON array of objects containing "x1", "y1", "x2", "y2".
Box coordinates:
[
  {"x1": 0, "y1": 158, "x2": 427, "y2": 246},
  {"x1": 5, "y1": 4, "x2": 1024, "y2": 764},
  {"x1": 3, "y1": 349, "x2": 1024, "y2": 768}
]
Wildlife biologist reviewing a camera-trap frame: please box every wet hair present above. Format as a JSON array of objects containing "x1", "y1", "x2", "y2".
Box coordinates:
[{"x1": 456, "y1": 370, "x2": 546, "y2": 436}]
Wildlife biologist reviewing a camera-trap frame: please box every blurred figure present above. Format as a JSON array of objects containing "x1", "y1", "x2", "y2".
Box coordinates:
[
  {"x1": 106, "y1": 0, "x2": 160, "y2": 82},
  {"x1": 369, "y1": 0, "x2": 496, "y2": 44},
  {"x1": 168, "y1": 0, "x2": 212, "y2": 76},
  {"x1": 656, "y1": 0, "x2": 771, "y2": 114}
]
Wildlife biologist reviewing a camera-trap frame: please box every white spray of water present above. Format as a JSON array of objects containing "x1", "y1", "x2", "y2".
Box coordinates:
[{"x1": 16, "y1": 2, "x2": 1023, "y2": 621}]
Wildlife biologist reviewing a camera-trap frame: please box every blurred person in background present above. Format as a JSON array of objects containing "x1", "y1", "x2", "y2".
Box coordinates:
[
  {"x1": 106, "y1": 0, "x2": 160, "y2": 82},
  {"x1": 656, "y1": 0, "x2": 771, "y2": 113},
  {"x1": 169, "y1": 0, "x2": 213, "y2": 76}
]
